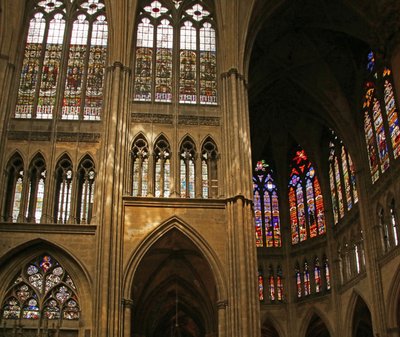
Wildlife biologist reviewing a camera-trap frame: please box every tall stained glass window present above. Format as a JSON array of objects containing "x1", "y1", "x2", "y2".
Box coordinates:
[
  {"x1": 154, "y1": 137, "x2": 171, "y2": 198},
  {"x1": 258, "y1": 272, "x2": 264, "y2": 301},
  {"x1": 314, "y1": 258, "x2": 321, "y2": 293},
  {"x1": 276, "y1": 266, "x2": 283, "y2": 301},
  {"x1": 252, "y1": 160, "x2": 281, "y2": 247},
  {"x1": 295, "y1": 265, "x2": 302, "y2": 298},
  {"x1": 76, "y1": 156, "x2": 95, "y2": 224},
  {"x1": 3, "y1": 154, "x2": 25, "y2": 223},
  {"x1": 361, "y1": 51, "x2": 400, "y2": 183},
  {"x1": 132, "y1": 136, "x2": 149, "y2": 197},
  {"x1": 54, "y1": 156, "x2": 73, "y2": 224},
  {"x1": 1, "y1": 254, "x2": 80, "y2": 321},
  {"x1": 328, "y1": 130, "x2": 358, "y2": 225},
  {"x1": 201, "y1": 138, "x2": 218, "y2": 198},
  {"x1": 15, "y1": 0, "x2": 107, "y2": 120},
  {"x1": 383, "y1": 67, "x2": 400, "y2": 158},
  {"x1": 303, "y1": 262, "x2": 310, "y2": 296},
  {"x1": 133, "y1": 0, "x2": 217, "y2": 105},
  {"x1": 180, "y1": 138, "x2": 196, "y2": 198},
  {"x1": 288, "y1": 148, "x2": 326, "y2": 244},
  {"x1": 26, "y1": 155, "x2": 46, "y2": 223}
]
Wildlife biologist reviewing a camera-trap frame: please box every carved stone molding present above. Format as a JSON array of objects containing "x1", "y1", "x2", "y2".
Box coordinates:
[
  {"x1": 178, "y1": 115, "x2": 220, "y2": 126},
  {"x1": 131, "y1": 113, "x2": 173, "y2": 124},
  {"x1": 7, "y1": 131, "x2": 101, "y2": 142}
]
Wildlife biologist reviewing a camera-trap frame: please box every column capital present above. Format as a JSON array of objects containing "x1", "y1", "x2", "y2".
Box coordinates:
[
  {"x1": 121, "y1": 298, "x2": 135, "y2": 308},
  {"x1": 216, "y1": 300, "x2": 228, "y2": 309}
]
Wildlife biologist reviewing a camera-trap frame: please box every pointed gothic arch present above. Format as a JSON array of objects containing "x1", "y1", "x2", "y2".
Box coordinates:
[
  {"x1": 123, "y1": 216, "x2": 226, "y2": 337},
  {"x1": 0, "y1": 239, "x2": 92, "y2": 328},
  {"x1": 123, "y1": 216, "x2": 226, "y2": 301},
  {"x1": 300, "y1": 309, "x2": 332, "y2": 337}
]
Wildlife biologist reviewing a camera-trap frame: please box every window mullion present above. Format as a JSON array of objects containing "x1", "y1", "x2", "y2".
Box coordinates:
[{"x1": 80, "y1": 17, "x2": 94, "y2": 120}]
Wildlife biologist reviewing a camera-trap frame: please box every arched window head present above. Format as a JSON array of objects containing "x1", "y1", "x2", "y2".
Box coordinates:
[
  {"x1": 180, "y1": 138, "x2": 196, "y2": 198},
  {"x1": 288, "y1": 147, "x2": 326, "y2": 244},
  {"x1": 328, "y1": 130, "x2": 358, "y2": 225},
  {"x1": 15, "y1": 0, "x2": 107, "y2": 120},
  {"x1": 76, "y1": 156, "x2": 95, "y2": 224},
  {"x1": 131, "y1": 137, "x2": 149, "y2": 197},
  {"x1": 54, "y1": 156, "x2": 73, "y2": 224},
  {"x1": 1, "y1": 254, "x2": 80, "y2": 321},
  {"x1": 201, "y1": 138, "x2": 218, "y2": 198},
  {"x1": 26, "y1": 155, "x2": 46, "y2": 223},
  {"x1": 3, "y1": 154, "x2": 24, "y2": 222},
  {"x1": 154, "y1": 137, "x2": 171, "y2": 197},
  {"x1": 253, "y1": 160, "x2": 281, "y2": 247},
  {"x1": 133, "y1": 0, "x2": 217, "y2": 105}
]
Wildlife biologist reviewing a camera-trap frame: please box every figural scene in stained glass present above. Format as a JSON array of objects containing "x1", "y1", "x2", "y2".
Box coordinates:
[
  {"x1": 288, "y1": 148, "x2": 325, "y2": 244},
  {"x1": 134, "y1": 0, "x2": 217, "y2": 105},
  {"x1": 1, "y1": 254, "x2": 80, "y2": 321},
  {"x1": 253, "y1": 160, "x2": 281, "y2": 247},
  {"x1": 15, "y1": 0, "x2": 107, "y2": 120},
  {"x1": 329, "y1": 130, "x2": 358, "y2": 225}
]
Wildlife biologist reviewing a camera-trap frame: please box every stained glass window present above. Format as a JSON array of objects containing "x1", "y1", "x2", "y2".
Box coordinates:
[
  {"x1": 324, "y1": 257, "x2": 331, "y2": 290},
  {"x1": 201, "y1": 138, "x2": 218, "y2": 198},
  {"x1": 269, "y1": 267, "x2": 275, "y2": 301},
  {"x1": 76, "y1": 156, "x2": 95, "y2": 224},
  {"x1": 314, "y1": 258, "x2": 321, "y2": 293},
  {"x1": 3, "y1": 154, "x2": 24, "y2": 223},
  {"x1": 252, "y1": 160, "x2": 281, "y2": 247},
  {"x1": 180, "y1": 138, "x2": 196, "y2": 198},
  {"x1": 1, "y1": 254, "x2": 80, "y2": 321},
  {"x1": 288, "y1": 148, "x2": 325, "y2": 244},
  {"x1": 156, "y1": 19, "x2": 173, "y2": 102},
  {"x1": 15, "y1": 0, "x2": 107, "y2": 120},
  {"x1": 154, "y1": 137, "x2": 171, "y2": 197},
  {"x1": 295, "y1": 266, "x2": 302, "y2": 298},
  {"x1": 133, "y1": 0, "x2": 217, "y2": 105},
  {"x1": 54, "y1": 156, "x2": 73, "y2": 224},
  {"x1": 303, "y1": 262, "x2": 310, "y2": 296},
  {"x1": 328, "y1": 131, "x2": 358, "y2": 224},
  {"x1": 390, "y1": 200, "x2": 399, "y2": 247},
  {"x1": 276, "y1": 266, "x2": 283, "y2": 301},
  {"x1": 134, "y1": 17, "x2": 154, "y2": 101},
  {"x1": 383, "y1": 68, "x2": 400, "y2": 158},
  {"x1": 26, "y1": 155, "x2": 46, "y2": 223},
  {"x1": 362, "y1": 51, "x2": 399, "y2": 183},
  {"x1": 132, "y1": 136, "x2": 149, "y2": 197},
  {"x1": 258, "y1": 272, "x2": 264, "y2": 301}
]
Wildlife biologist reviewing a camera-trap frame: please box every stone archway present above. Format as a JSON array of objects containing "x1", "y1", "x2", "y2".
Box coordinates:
[
  {"x1": 352, "y1": 296, "x2": 373, "y2": 337},
  {"x1": 305, "y1": 314, "x2": 330, "y2": 337},
  {"x1": 130, "y1": 228, "x2": 218, "y2": 337},
  {"x1": 261, "y1": 319, "x2": 280, "y2": 337}
]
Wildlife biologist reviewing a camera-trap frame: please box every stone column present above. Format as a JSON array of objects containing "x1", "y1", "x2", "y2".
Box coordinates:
[
  {"x1": 93, "y1": 61, "x2": 130, "y2": 337},
  {"x1": 221, "y1": 68, "x2": 260, "y2": 337},
  {"x1": 217, "y1": 300, "x2": 227, "y2": 337},
  {"x1": 122, "y1": 299, "x2": 134, "y2": 337}
]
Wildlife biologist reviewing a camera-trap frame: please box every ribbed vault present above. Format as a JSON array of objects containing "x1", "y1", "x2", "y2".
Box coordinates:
[{"x1": 131, "y1": 229, "x2": 218, "y2": 337}]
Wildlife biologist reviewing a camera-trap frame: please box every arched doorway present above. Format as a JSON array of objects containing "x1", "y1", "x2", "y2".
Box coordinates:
[
  {"x1": 352, "y1": 296, "x2": 373, "y2": 337},
  {"x1": 261, "y1": 318, "x2": 280, "y2": 337},
  {"x1": 305, "y1": 314, "x2": 330, "y2": 337},
  {"x1": 130, "y1": 228, "x2": 218, "y2": 337}
]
